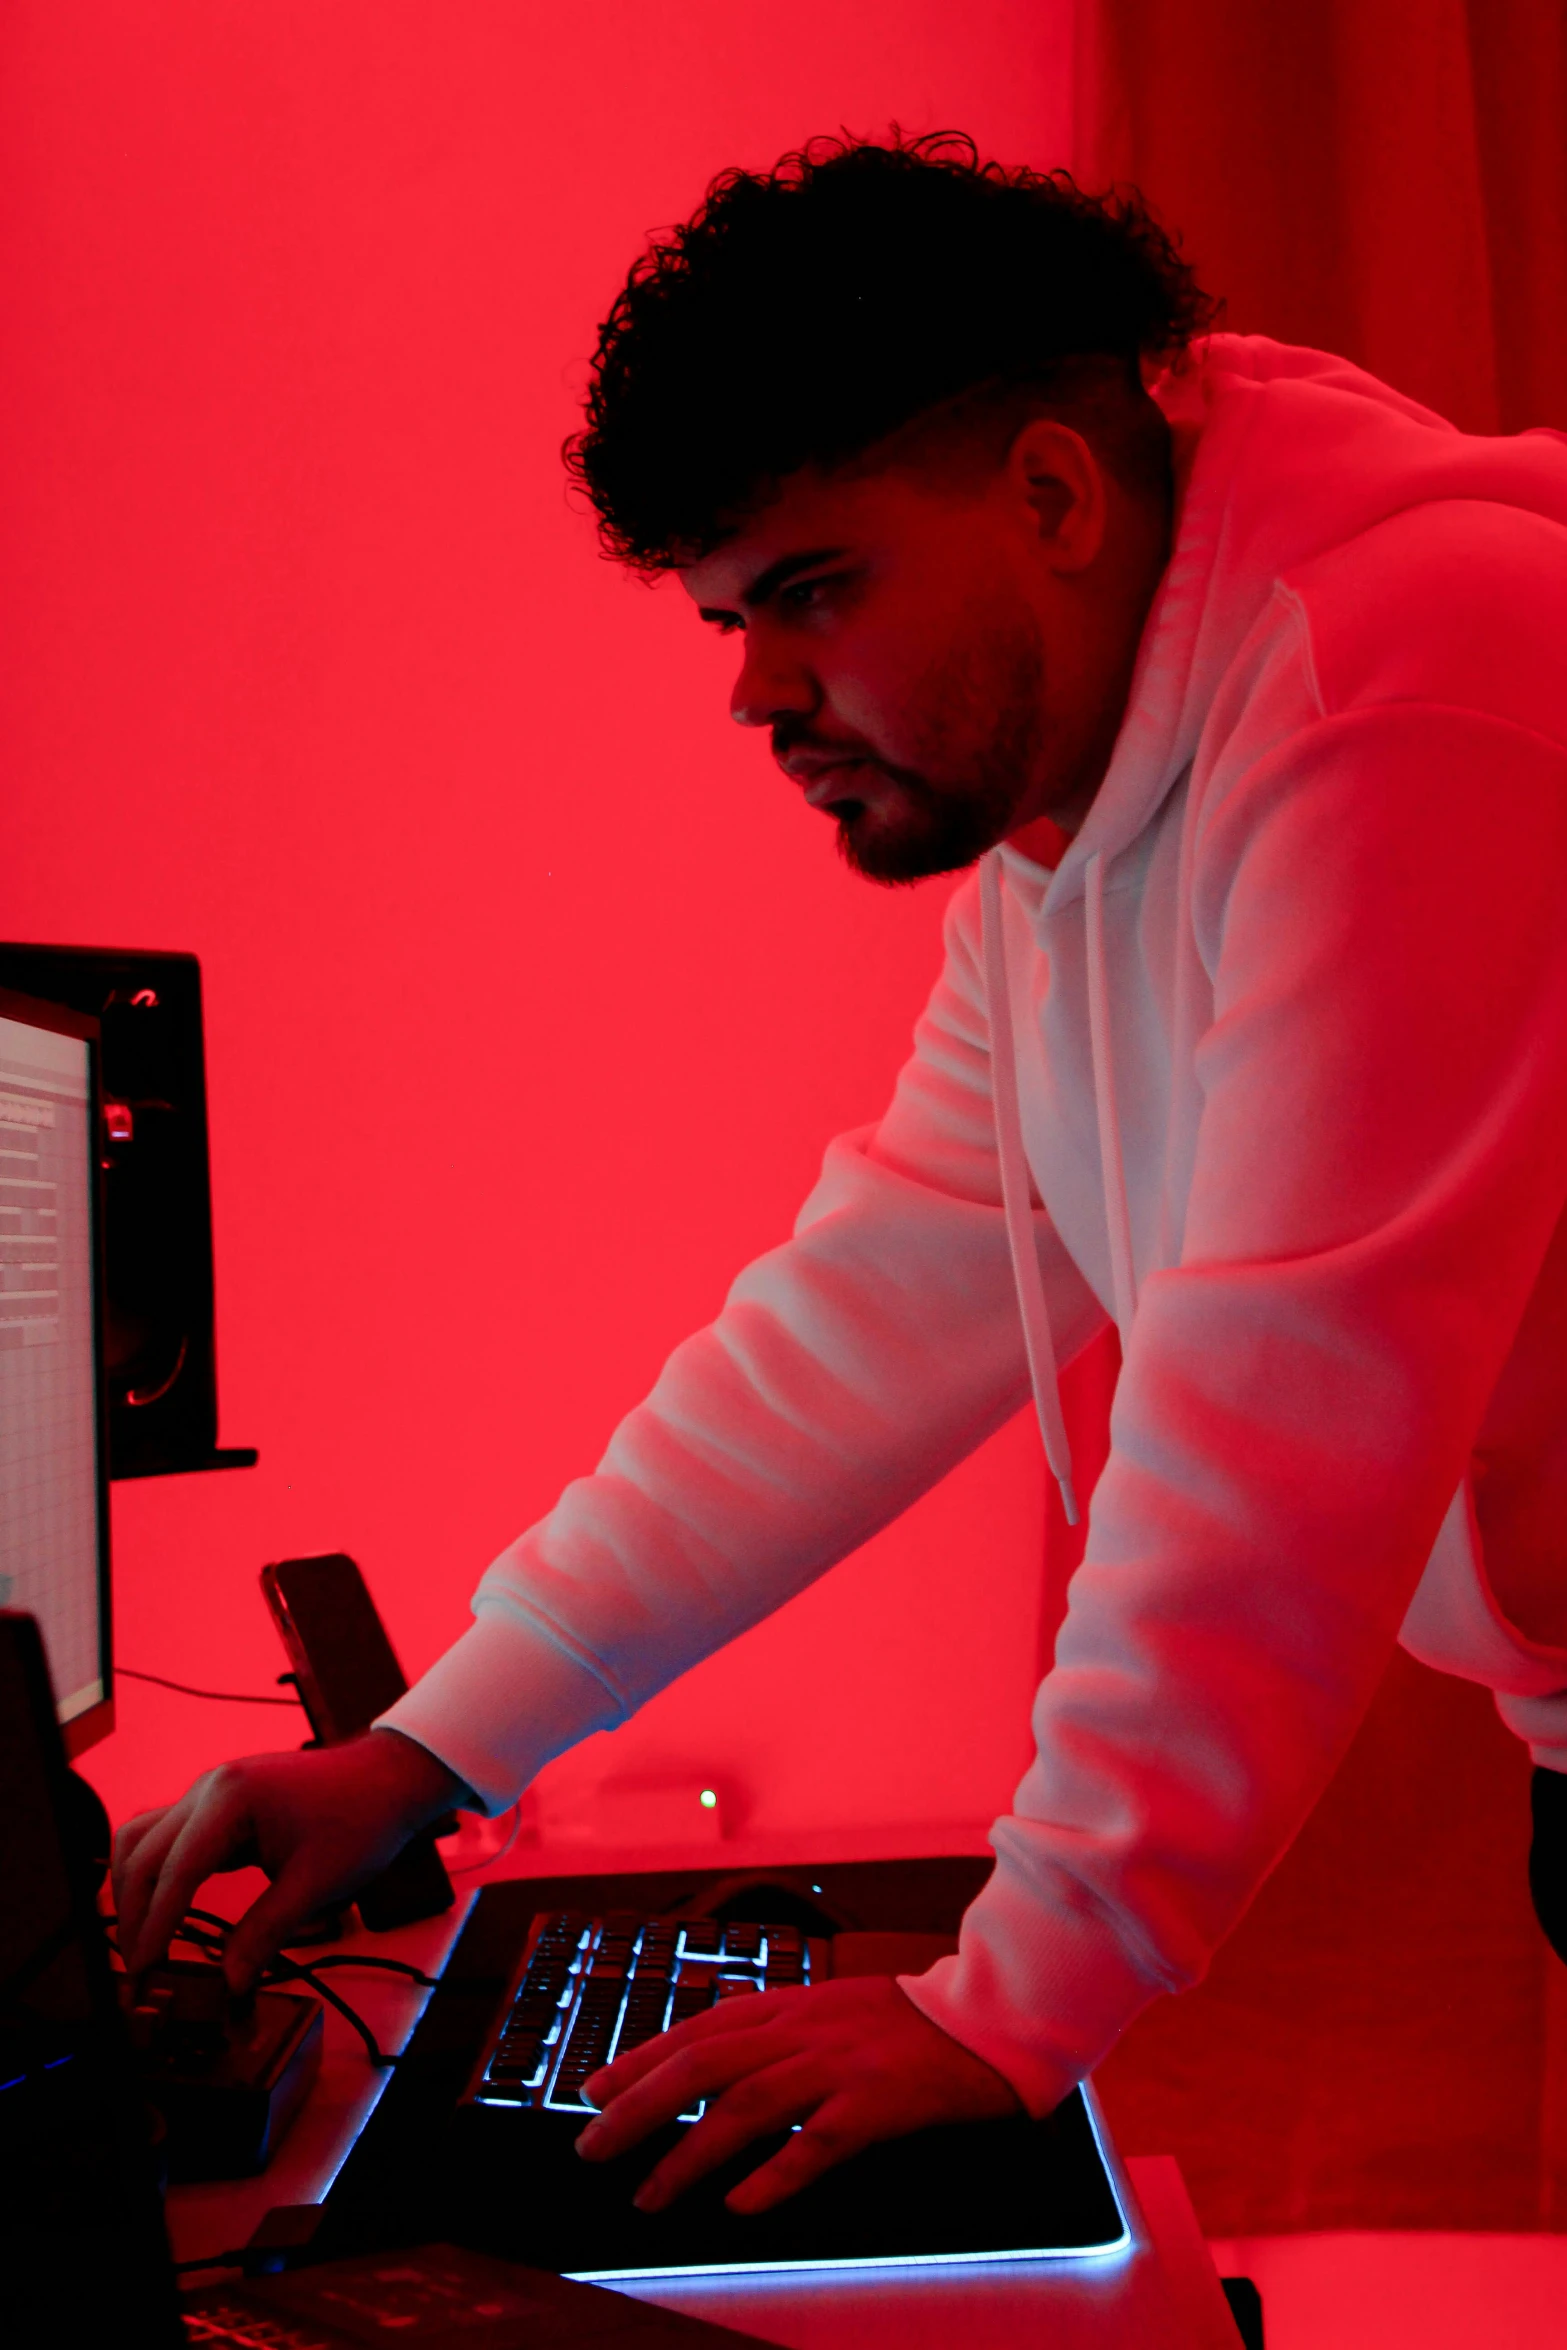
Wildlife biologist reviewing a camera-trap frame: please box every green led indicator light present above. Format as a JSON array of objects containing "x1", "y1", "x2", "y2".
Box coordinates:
[{"x1": 699, "y1": 1788, "x2": 718, "y2": 1810}]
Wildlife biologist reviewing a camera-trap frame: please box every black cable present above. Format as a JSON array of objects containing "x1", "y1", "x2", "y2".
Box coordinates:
[
  {"x1": 260, "y1": 1954, "x2": 397, "y2": 2066},
  {"x1": 182, "y1": 1907, "x2": 437, "y2": 1987},
  {"x1": 183, "y1": 1906, "x2": 247, "y2": 1937},
  {"x1": 105, "y1": 1912, "x2": 410, "y2": 2066},
  {"x1": 177, "y1": 1904, "x2": 263, "y2": 1949},
  {"x1": 274, "y1": 1952, "x2": 438, "y2": 1989},
  {"x1": 118, "y1": 1666, "x2": 301, "y2": 1708},
  {"x1": 156, "y1": 1918, "x2": 224, "y2": 1959},
  {"x1": 101, "y1": 1915, "x2": 220, "y2": 1964}
]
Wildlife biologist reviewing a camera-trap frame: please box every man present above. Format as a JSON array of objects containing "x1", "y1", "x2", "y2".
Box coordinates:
[{"x1": 115, "y1": 134, "x2": 1567, "y2": 2220}]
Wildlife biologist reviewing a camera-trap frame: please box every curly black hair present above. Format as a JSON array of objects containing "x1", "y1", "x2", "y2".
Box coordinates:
[{"x1": 565, "y1": 131, "x2": 1216, "y2": 572}]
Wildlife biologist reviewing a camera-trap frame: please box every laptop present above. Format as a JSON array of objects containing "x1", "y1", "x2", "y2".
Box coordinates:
[{"x1": 0, "y1": 1609, "x2": 764, "y2": 2347}]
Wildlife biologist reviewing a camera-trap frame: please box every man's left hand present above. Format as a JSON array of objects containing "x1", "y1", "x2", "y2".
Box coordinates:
[{"x1": 574, "y1": 1974, "x2": 1022, "y2": 2214}]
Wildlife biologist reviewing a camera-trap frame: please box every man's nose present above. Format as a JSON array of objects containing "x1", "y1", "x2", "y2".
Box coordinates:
[{"x1": 730, "y1": 634, "x2": 817, "y2": 730}]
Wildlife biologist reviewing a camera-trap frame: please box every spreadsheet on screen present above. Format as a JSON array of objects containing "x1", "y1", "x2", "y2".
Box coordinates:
[{"x1": 0, "y1": 1011, "x2": 102, "y2": 1724}]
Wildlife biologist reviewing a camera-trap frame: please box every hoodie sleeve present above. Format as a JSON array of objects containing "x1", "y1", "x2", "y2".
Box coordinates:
[
  {"x1": 378, "y1": 874, "x2": 1106, "y2": 1811},
  {"x1": 904, "y1": 572, "x2": 1567, "y2": 2114}
]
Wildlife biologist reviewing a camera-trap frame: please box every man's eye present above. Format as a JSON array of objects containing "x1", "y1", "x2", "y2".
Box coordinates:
[{"x1": 780, "y1": 577, "x2": 830, "y2": 610}]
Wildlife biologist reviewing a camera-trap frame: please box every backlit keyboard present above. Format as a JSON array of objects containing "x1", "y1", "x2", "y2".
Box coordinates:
[{"x1": 466, "y1": 1911, "x2": 812, "y2": 2116}]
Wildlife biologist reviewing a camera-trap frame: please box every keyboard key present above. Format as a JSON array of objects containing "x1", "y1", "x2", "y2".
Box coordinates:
[
  {"x1": 512, "y1": 1993, "x2": 563, "y2": 2027},
  {"x1": 535, "y1": 1913, "x2": 590, "y2": 1950},
  {"x1": 473, "y1": 1910, "x2": 818, "y2": 2121},
  {"x1": 495, "y1": 2029, "x2": 544, "y2": 2063},
  {"x1": 615, "y1": 2016, "x2": 665, "y2": 2054},
  {"x1": 522, "y1": 1967, "x2": 572, "y2": 2005},
  {"x1": 487, "y1": 2058, "x2": 539, "y2": 2087}
]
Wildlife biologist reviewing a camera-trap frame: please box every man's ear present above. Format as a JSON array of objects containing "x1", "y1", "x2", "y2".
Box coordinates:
[{"x1": 1006, "y1": 417, "x2": 1107, "y2": 575}]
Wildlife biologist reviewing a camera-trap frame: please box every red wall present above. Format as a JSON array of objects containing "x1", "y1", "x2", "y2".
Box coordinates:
[{"x1": 0, "y1": 4, "x2": 1074, "y2": 1838}]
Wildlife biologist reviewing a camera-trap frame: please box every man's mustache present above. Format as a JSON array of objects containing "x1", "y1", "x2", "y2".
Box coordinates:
[{"x1": 770, "y1": 722, "x2": 878, "y2": 772}]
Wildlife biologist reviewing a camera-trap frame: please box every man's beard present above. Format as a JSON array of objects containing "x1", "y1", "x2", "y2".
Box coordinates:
[
  {"x1": 830, "y1": 761, "x2": 1020, "y2": 885},
  {"x1": 823, "y1": 618, "x2": 1046, "y2": 887}
]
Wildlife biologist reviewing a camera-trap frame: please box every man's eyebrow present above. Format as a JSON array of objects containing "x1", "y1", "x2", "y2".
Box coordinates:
[{"x1": 697, "y1": 547, "x2": 848, "y2": 623}]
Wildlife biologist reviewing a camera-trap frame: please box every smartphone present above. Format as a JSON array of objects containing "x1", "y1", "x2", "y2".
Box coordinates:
[{"x1": 260, "y1": 1552, "x2": 455, "y2": 1931}]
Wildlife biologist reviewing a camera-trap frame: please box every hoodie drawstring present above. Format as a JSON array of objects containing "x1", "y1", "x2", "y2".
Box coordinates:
[
  {"x1": 1084, "y1": 851, "x2": 1139, "y2": 1342},
  {"x1": 981, "y1": 850, "x2": 1080, "y2": 1526}
]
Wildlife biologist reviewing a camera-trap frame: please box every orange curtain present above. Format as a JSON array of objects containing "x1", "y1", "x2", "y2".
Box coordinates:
[
  {"x1": 1073, "y1": 0, "x2": 1567, "y2": 434},
  {"x1": 1067, "y1": 0, "x2": 1567, "y2": 2231}
]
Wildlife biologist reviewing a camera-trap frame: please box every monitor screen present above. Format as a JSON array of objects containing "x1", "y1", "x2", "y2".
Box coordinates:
[{"x1": 0, "y1": 995, "x2": 111, "y2": 1752}]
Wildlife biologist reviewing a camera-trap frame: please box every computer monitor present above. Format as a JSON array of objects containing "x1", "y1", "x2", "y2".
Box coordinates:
[{"x1": 0, "y1": 988, "x2": 112, "y2": 1756}]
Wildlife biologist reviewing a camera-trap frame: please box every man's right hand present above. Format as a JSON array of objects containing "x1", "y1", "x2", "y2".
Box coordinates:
[{"x1": 111, "y1": 1728, "x2": 473, "y2": 1993}]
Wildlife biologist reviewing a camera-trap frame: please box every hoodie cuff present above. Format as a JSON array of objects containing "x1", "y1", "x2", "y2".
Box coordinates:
[
  {"x1": 896, "y1": 1829, "x2": 1169, "y2": 2118},
  {"x1": 374, "y1": 1603, "x2": 621, "y2": 1816},
  {"x1": 1497, "y1": 1682, "x2": 1567, "y2": 1772}
]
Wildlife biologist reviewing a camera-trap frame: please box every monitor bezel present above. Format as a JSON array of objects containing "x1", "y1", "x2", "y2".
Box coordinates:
[{"x1": 0, "y1": 983, "x2": 114, "y2": 1756}]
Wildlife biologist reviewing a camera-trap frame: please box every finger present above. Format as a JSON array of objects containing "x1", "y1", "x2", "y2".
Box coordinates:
[
  {"x1": 631, "y1": 2056, "x2": 824, "y2": 2212},
  {"x1": 221, "y1": 1856, "x2": 333, "y2": 1994},
  {"x1": 724, "y1": 2095, "x2": 870, "y2": 2214},
  {"x1": 111, "y1": 1803, "x2": 167, "y2": 1880},
  {"x1": 131, "y1": 1776, "x2": 257, "y2": 1975},
  {"x1": 577, "y1": 2021, "x2": 793, "y2": 2161},
  {"x1": 586, "y1": 1987, "x2": 806, "y2": 2105},
  {"x1": 114, "y1": 1801, "x2": 193, "y2": 1968}
]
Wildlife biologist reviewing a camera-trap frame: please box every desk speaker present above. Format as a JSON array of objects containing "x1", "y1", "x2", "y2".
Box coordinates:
[{"x1": 0, "y1": 943, "x2": 255, "y2": 1480}]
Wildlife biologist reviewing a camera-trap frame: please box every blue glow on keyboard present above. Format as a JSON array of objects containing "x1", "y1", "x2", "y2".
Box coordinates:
[
  {"x1": 309, "y1": 1890, "x2": 477, "y2": 2207},
  {"x1": 472, "y1": 1911, "x2": 809, "y2": 2120},
  {"x1": 563, "y1": 2083, "x2": 1135, "y2": 2282}
]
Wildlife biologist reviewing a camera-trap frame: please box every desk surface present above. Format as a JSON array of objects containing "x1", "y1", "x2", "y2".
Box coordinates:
[{"x1": 165, "y1": 1832, "x2": 1240, "y2": 2348}]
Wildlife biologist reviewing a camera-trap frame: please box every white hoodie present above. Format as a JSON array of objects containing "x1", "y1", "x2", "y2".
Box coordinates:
[{"x1": 383, "y1": 336, "x2": 1567, "y2": 2115}]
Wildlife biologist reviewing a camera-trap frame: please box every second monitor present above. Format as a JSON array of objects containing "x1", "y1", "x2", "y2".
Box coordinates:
[{"x1": 0, "y1": 987, "x2": 113, "y2": 1757}]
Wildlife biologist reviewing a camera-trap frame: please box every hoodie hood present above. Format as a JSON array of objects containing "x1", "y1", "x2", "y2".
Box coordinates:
[{"x1": 1043, "y1": 332, "x2": 1567, "y2": 911}]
